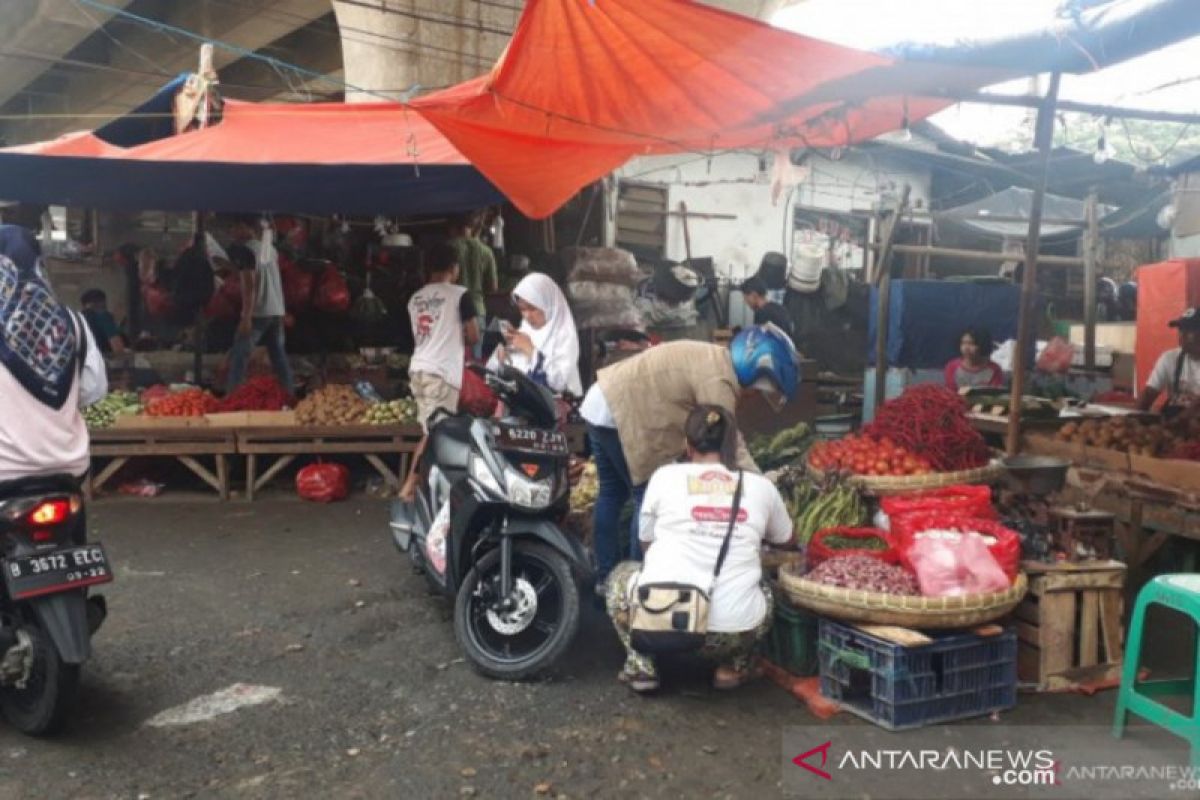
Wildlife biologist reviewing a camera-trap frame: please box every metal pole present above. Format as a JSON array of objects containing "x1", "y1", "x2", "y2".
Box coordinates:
[
  {"x1": 1083, "y1": 191, "x2": 1099, "y2": 370},
  {"x1": 872, "y1": 184, "x2": 911, "y2": 414},
  {"x1": 1006, "y1": 72, "x2": 1062, "y2": 456}
]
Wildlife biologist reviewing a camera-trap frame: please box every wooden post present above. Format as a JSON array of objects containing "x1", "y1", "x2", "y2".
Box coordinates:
[
  {"x1": 1083, "y1": 191, "x2": 1099, "y2": 370},
  {"x1": 872, "y1": 184, "x2": 912, "y2": 414},
  {"x1": 679, "y1": 201, "x2": 694, "y2": 265},
  {"x1": 1006, "y1": 72, "x2": 1062, "y2": 456}
]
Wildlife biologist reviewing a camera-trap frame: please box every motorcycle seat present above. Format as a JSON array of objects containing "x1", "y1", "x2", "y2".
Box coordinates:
[{"x1": 0, "y1": 473, "x2": 81, "y2": 498}]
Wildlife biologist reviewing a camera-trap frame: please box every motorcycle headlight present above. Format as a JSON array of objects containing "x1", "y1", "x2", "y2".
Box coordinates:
[
  {"x1": 504, "y1": 467, "x2": 554, "y2": 510},
  {"x1": 468, "y1": 454, "x2": 505, "y2": 498}
]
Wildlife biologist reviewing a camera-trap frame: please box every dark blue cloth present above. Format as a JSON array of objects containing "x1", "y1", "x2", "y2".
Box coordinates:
[{"x1": 587, "y1": 424, "x2": 647, "y2": 586}]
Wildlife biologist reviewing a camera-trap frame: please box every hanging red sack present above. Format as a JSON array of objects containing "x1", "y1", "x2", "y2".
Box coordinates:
[
  {"x1": 296, "y1": 462, "x2": 350, "y2": 503},
  {"x1": 807, "y1": 527, "x2": 899, "y2": 571},
  {"x1": 892, "y1": 513, "x2": 1021, "y2": 581},
  {"x1": 280, "y1": 255, "x2": 313, "y2": 313},
  {"x1": 459, "y1": 366, "x2": 498, "y2": 417},
  {"x1": 142, "y1": 284, "x2": 174, "y2": 319},
  {"x1": 313, "y1": 265, "x2": 350, "y2": 313},
  {"x1": 880, "y1": 486, "x2": 995, "y2": 524}
]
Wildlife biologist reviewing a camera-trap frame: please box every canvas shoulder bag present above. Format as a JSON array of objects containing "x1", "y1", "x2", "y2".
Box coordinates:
[{"x1": 629, "y1": 470, "x2": 744, "y2": 655}]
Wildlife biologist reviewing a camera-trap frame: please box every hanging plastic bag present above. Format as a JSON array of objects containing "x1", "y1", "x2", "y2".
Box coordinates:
[
  {"x1": 281, "y1": 257, "x2": 314, "y2": 313},
  {"x1": 313, "y1": 265, "x2": 351, "y2": 313},
  {"x1": 459, "y1": 363, "x2": 498, "y2": 417},
  {"x1": 1036, "y1": 337, "x2": 1075, "y2": 374},
  {"x1": 296, "y1": 462, "x2": 350, "y2": 503},
  {"x1": 906, "y1": 532, "x2": 1010, "y2": 597}
]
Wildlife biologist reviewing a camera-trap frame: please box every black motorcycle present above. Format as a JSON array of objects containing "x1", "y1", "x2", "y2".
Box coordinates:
[
  {"x1": 0, "y1": 476, "x2": 112, "y2": 735},
  {"x1": 390, "y1": 365, "x2": 590, "y2": 680}
]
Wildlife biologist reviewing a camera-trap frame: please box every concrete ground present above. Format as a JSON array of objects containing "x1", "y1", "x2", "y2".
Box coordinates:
[{"x1": 0, "y1": 496, "x2": 1167, "y2": 799}]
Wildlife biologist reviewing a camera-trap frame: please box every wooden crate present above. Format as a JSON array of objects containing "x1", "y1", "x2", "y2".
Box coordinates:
[{"x1": 1015, "y1": 560, "x2": 1125, "y2": 691}]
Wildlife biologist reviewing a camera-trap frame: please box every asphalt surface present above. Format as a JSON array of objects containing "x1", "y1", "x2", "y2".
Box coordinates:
[{"x1": 0, "y1": 496, "x2": 1147, "y2": 799}]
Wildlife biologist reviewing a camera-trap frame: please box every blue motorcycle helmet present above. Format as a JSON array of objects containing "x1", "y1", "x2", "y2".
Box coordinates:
[{"x1": 730, "y1": 323, "x2": 800, "y2": 407}]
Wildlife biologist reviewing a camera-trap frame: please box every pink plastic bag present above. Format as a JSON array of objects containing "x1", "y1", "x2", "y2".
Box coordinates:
[
  {"x1": 906, "y1": 531, "x2": 1010, "y2": 597},
  {"x1": 1037, "y1": 337, "x2": 1075, "y2": 374}
]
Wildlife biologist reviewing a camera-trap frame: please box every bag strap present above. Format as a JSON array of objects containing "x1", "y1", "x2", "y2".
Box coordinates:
[
  {"x1": 1173, "y1": 349, "x2": 1186, "y2": 397},
  {"x1": 712, "y1": 470, "x2": 744, "y2": 582}
]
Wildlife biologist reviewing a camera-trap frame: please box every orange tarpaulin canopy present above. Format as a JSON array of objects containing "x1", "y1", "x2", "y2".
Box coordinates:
[{"x1": 411, "y1": 0, "x2": 1007, "y2": 218}]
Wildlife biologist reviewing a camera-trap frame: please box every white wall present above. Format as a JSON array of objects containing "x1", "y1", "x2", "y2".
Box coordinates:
[{"x1": 609, "y1": 149, "x2": 932, "y2": 325}]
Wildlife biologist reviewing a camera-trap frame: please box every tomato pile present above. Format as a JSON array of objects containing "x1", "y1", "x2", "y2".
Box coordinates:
[
  {"x1": 144, "y1": 388, "x2": 218, "y2": 417},
  {"x1": 808, "y1": 434, "x2": 933, "y2": 477}
]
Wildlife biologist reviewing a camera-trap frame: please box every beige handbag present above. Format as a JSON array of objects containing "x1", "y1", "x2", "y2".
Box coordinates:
[{"x1": 629, "y1": 471, "x2": 743, "y2": 655}]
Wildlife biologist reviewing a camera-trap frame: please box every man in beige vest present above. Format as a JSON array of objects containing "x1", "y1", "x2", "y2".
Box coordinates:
[{"x1": 579, "y1": 325, "x2": 799, "y2": 593}]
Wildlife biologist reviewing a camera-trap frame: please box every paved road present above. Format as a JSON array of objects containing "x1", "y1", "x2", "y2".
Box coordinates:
[{"x1": 0, "y1": 497, "x2": 1124, "y2": 799}]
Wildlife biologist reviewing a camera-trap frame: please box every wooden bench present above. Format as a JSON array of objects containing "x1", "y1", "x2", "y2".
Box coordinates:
[
  {"x1": 236, "y1": 424, "x2": 424, "y2": 501},
  {"x1": 88, "y1": 427, "x2": 238, "y2": 500}
]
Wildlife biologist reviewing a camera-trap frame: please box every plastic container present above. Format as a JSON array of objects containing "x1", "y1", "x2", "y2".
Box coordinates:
[
  {"x1": 818, "y1": 619, "x2": 1016, "y2": 730},
  {"x1": 760, "y1": 597, "x2": 818, "y2": 677}
]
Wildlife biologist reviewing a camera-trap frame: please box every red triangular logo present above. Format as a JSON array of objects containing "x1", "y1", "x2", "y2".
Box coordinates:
[{"x1": 792, "y1": 741, "x2": 833, "y2": 781}]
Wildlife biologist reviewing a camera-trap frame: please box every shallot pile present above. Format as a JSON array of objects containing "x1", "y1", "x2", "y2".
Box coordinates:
[{"x1": 807, "y1": 555, "x2": 920, "y2": 596}]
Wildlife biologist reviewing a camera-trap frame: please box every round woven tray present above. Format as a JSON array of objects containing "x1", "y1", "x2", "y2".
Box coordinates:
[
  {"x1": 777, "y1": 565, "x2": 1028, "y2": 628},
  {"x1": 806, "y1": 460, "x2": 1003, "y2": 495}
]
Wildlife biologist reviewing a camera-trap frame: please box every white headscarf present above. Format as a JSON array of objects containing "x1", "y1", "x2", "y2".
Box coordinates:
[{"x1": 510, "y1": 272, "x2": 582, "y2": 396}]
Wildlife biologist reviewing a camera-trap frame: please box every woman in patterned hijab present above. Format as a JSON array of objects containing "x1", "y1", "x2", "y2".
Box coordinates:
[{"x1": 0, "y1": 225, "x2": 84, "y2": 409}]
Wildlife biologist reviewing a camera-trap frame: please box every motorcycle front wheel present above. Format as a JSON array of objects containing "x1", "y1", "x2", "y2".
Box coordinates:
[
  {"x1": 0, "y1": 624, "x2": 80, "y2": 736},
  {"x1": 454, "y1": 541, "x2": 580, "y2": 681}
]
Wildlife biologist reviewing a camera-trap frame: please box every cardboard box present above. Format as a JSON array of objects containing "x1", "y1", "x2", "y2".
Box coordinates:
[
  {"x1": 1129, "y1": 454, "x2": 1200, "y2": 494},
  {"x1": 111, "y1": 414, "x2": 210, "y2": 429}
]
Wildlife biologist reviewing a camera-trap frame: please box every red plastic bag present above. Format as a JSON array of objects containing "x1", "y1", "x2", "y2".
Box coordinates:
[
  {"x1": 296, "y1": 462, "x2": 350, "y2": 503},
  {"x1": 893, "y1": 513, "x2": 1021, "y2": 580},
  {"x1": 281, "y1": 258, "x2": 314, "y2": 313},
  {"x1": 205, "y1": 275, "x2": 241, "y2": 320},
  {"x1": 313, "y1": 265, "x2": 350, "y2": 313},
  {"x1": 1037, "y1": 336, "x2": 1075, "y2": 374},
  {"x1": 880, "y1": 486, "x2": 995, "y2": 524},
  {"x1": 459, "y1": 366, "x2": 498, "y2": 417},
  {"x1": 907, "y1": 532, "x2": 1010, "y2": 597},
  {"x1": 807, "y1": 527, "x2": 898, "y2": 570}
]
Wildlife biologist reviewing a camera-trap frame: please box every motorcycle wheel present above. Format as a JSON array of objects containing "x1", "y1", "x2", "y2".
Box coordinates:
[
  {"x1": 454, "y1": 541, "x2": 580, "y2": 681},
  {"x1": 0, "y1": 625, "x2": 80, "y2": 736}
]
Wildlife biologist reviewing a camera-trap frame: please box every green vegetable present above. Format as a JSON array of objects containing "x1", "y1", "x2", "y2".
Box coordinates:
[
  {"x1": 750, "y1": 422, "x2": 813, "y2": 471},
  {"x1": 792, "y1": 482, "x2": 867, "y2": 546},
  {"x1": 83, "y1": 391, "x2": 142, "y2": 429},
  {"x1": 822, "y1": 534, "x2": 886, "y2": 551}
]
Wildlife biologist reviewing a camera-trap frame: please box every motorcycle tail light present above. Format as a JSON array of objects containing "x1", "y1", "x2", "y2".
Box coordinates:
[{"x1": 28, "y1": 499, "x2": 71, "y2": 526}]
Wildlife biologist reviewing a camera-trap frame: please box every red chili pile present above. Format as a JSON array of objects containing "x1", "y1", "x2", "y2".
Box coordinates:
[
  {"x1": 864, "y1": 385, "x2": 991, "y2": 472},
  {"x1": 217, "y1": 376, "x2": 291, "y2": 412},
  {"x1": 1170, "y1": 441, "x2": 1200, "y2": 462},
  {"x1": 808, "y1": 434, "x2": 933, "y2": 476}
]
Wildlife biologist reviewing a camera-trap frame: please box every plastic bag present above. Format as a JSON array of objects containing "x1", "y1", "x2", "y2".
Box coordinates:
[
  {"x1": 281, "y1": 257, "x2": 314, "y2": 313},
  {"x1": 893, "y1": 513, "x2": 1021, "y2": 580},
  {"x1": 907, "y1": 532, "x2": 1010, "y2": 597},
  {"x1": 313, "y1": 265, "x2": 350, "y2": 313},
  {"x1": 296, "y1": 462, "x2": 350, "y2": 503},
  {"x1": 562, "y1": 247, "x2": 643, "y2": 287},
  {"x1": 1036, "y1": 337, "x2": 1075, "y2": 374},
  {"x1": 807, "y1": 527, "x2": 897, "y2": 570},
  {"x1": 880, "y1": 486, "x2": 995, "y2": 524},
  {"x1": 459, "y1": 364, "x2": 498, "y2": 417}
]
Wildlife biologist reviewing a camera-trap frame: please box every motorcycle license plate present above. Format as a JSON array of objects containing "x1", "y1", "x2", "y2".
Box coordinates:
[
  {"x1": 3, "y1": 545, "x2": 113, "y2": 601},
  {"x1": 497, "y1": 426, "x2": 568, "y2": 455}
]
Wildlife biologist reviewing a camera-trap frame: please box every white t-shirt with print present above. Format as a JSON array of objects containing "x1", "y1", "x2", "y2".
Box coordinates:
[
  {"x1": 635, "y1": 463, "x2": 792, "y2": 633},
  {"x1": 408, "y1": 282, "x2": 469, "y2": 390},
  {"x1": 1147, "y1": 348, "x2": 1200, "y2": 405}
]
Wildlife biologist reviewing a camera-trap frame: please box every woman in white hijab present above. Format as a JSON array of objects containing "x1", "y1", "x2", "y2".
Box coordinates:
[{"x1": 492, "y1": 272, "x2": 582, "y2": 397}]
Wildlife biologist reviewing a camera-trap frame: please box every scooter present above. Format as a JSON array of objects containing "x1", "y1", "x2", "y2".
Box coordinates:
[
  {"x1": 0, "y1": 476, "x2": 112, "y2": 735},
  {"x1": 389, "y1": 365, "x2": 590, "y2": 680}
]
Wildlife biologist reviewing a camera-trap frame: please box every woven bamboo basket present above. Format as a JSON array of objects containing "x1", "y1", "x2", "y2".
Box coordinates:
[
  {"x1": 806, "y1": 460, "x2": 1003, "y2": 496},
  {"x1": 778, "y1": 564, "x2": 1027, "y2": 628}
]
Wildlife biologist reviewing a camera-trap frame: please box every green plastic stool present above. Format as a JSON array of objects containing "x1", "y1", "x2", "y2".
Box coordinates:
[{"x1": 1112, "y1": 574, "x2": 1200, "y2": 767}]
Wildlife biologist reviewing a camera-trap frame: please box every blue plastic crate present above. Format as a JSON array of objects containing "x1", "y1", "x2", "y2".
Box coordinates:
[{"x1": 818, "y1": 619, "x2": 1017, "y2": 730}]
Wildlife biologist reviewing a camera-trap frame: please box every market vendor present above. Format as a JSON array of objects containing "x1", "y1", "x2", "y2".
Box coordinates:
[
  {"x1": 489, "y1": 272, "x2": 582, "y2": 397},
  {"x1": 449, "y1": 211, "x2": 498, "y2": 353},
  {"x1": 225, "y1": 215, "x2": 294, "y2": 395},
  {"x1": 81, "y1": 288, "x2": 128, "y2": 356},
  {"x1": 740, "y1": 276, "x2": 794, "y2": 341},
  {"x1": 1138, "y1": 307, "x2": 1200, "y2": 415},
  {"x1": 944, "y1": 327, "x2": 1004, "y2": 390},
  {"x1": 605, "y1": 406, "x2": 792, "y2": 694},
  {"x1": 582, "y1": 325, "x2": 798, "y2": 593}
]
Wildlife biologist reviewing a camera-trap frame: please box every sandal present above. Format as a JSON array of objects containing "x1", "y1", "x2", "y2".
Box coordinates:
[
  {"x1": 712, "y1": 665, "x2": 763, "y2": 691},
  {"x1": 617, "y1": 670, "x2": 660, "y2": 694}
]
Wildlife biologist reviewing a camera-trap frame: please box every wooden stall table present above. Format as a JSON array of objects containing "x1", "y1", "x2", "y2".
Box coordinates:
[
  {"x1": 237, "y1": 424, "x2": 423, "y2": 501},
  {"x1": 88, "y1": 425, "x2": 237, "y2": 500}
]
